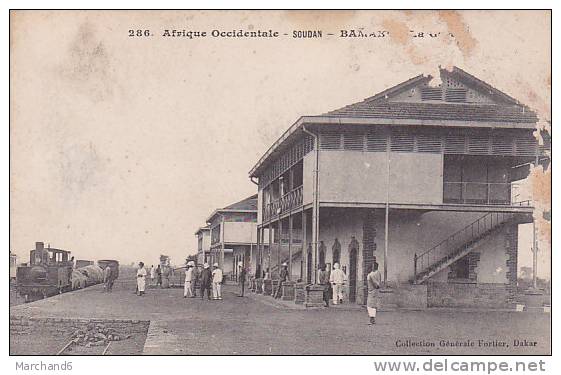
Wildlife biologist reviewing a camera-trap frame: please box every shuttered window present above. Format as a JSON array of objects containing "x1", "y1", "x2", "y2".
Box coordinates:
[
  {"x1": 417, "y1": 131, "x2": 442, "y2": 153},
  {"x1": 491, "y1": 133, "x2": 514, "y2": 155},
  {"x1": 390, "y1": 130, "x2": 415, "y2": 152},
  {"x1": 421, "y1": 87, "x2": 443, "y2": 101},
  {"x1": 444, "y1": 133, "x2": 466, "y2": 154},
  {"x1": 320, "y1": 132, "x2": 342, "y2": 150},
  {"x1": 468, "y1": 134, "x2": 491, "y2": 155},
  {"x1": 515, "y1": 136, "x2": 538, "y2": 157},
  {"x1": 365, "y1": 131, "x2": 387, "y2": 152},
  {"x1": 445, "y1": 88, "x2": 468, "y2": 103},
  {"x1": 343, "y1": 132, "x2": 365, "y2": 151}
]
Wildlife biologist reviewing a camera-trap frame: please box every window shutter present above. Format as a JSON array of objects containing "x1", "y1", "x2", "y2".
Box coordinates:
[
  {"x1": 390, "y1": 129, "x2": 415, "y2": 152},
  {"x1": 365, "y1": 130, "x2": 387, "y2": 152},
  {"x1": 417, "y1": 130, "x2": 442, "y2": 153},
  {"x1": 343, "y1": 132, "x2": 365, "y2": 151},
  {"x1": 320, "y1": 132, "x2": 342, "y2": 150},
  {"x1": 444, "y1": 133, "x2": 466, "y2": 154}
]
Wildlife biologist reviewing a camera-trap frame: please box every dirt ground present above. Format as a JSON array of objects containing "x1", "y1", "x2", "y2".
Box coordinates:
[{"x1": 10, "y1": 282, "x2": 551, "y2": 355}]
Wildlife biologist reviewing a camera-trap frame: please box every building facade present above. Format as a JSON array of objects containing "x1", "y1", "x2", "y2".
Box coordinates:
[
  {"x1": 205, "y1": 195, "x2": 259, "y2": 281},
  {"x1": 195, "y1": 226, "x2": 211, "y2": 265},
  {"x1": 249, "y1": 67, "x2": 549, "y2": 308}
]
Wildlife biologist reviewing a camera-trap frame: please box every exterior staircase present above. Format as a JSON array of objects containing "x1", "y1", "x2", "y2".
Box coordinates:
[
  {"x1": 412, "y1": 211, "x2": 518, "y2": 285},
  {"x1": 269, "y1": 248, "x2": 302, "y2": 275}
]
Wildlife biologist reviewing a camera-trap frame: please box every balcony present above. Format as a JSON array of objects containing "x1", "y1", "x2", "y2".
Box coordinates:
[
  {"x1": 263, "y1": 185, "x2": 303, "y2": 221},
  {"x1": 443, "y1": 182, "x2": 526, "y2": 206}
]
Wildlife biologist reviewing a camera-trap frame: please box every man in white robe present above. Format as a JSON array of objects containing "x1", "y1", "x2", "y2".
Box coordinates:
[
  {"x1": 212, "y1": 263, "x2": 223, "y2": 300},
  {"x1": 184, "y1": 262, "x2": 194, "y2": 298},
  {"x1": 137, "y1": 262, "x2": 147, "y2": 296}
]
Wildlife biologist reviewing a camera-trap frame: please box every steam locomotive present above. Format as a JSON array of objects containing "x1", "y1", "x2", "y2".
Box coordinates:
[
  {"x1": 16, "y1": 242, "x2": 73, "y2": 302},
  {"x1": 16, "y1": 242, "x2": 120, "y2": 302}
]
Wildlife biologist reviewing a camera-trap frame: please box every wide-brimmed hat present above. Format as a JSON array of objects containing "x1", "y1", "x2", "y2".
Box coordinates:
[
  {"x1": 282, "y1": 262, "x2": 288, "y2": 267},
  {"x1": 203, "y1": 263, "x2": 210, "y2": 269},
  {"x1": 213, "y1": 263, "x2": 219, "y2": 267}
]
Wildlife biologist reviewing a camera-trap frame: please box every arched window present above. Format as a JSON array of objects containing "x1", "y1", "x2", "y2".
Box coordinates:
[
  {"x1": 318, "y1": 241, "x2": 326, "y2": 267},
  {"x1": 332, "y1": 238, "x2": 341, "y2": 265}
]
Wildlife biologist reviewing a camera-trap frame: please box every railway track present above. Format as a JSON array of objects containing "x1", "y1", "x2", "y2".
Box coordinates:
[{"x1": 56, "y1": 338, "x2": 112, "y2": 355}]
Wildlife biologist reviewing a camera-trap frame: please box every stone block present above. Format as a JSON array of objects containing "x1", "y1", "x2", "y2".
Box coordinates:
[
  {"x1": 281, "y1": 281, "x2": 295, "y2": 301},
  {"x1": 294, "y1": 283, "x2": 306, "y2": 304},
  {"x1": 255, "y1": 278, "x2": 263, "y2": 294},
  {"x1": 304, "y1": 284, "x2": 325, "y2": 308},
  {"x1": 263, "y1": 279, "x2": 272, "y2": 296}
]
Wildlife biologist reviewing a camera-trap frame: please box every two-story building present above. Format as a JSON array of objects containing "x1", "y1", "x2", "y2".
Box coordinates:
[
  {"x1": 194, "y1": 226, "x2": 211, "y2": 265},
  {"x1": 206, "y1": 194, "x2": 259, "y2": 280},
  {"x1": 249, "y1": 66, "x2": 549, "y2": 308}
]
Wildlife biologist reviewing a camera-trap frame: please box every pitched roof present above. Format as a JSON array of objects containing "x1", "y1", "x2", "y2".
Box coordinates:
[
  {"x1": 323, "y1": 101, "x2": 538, "y2": 123},
  {"x1": 194, "y1": 225, "x2": 210, "y2": 236},
  {"x1": 249, "y1": 66, "x2": 539, "y2": 177},
  {"x1": 324, "y1": 66, "x2": 537, "y2": 122},
  {"x1": 222, "y1": 194, "x2": 258, "y2": 211},
  {"x1": 205, "y1": 194, "x2": 258, "y2": 223}
]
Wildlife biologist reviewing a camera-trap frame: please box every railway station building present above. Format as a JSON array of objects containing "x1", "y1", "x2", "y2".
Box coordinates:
[
  {"x1": 249, "y1": 66, "x2": 549, "y2": 308},
  {"x1": 205, "y1": 194, "x2": 259, "y2": 281}
]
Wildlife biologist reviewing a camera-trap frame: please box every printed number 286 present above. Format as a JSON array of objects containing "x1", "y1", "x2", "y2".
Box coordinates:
[{"x1": 129, "y1": 29, "x2": 151, "y2": 37}]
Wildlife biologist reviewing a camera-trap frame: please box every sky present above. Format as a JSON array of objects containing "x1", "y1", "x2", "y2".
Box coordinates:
[{"x1": 10, "y1": 10, "x2": 550, "y2": 275}]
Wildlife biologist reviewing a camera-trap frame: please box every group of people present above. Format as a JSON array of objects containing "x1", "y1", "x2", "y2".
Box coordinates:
[
  {"x1": 135, "y1": 258, "x2": 382, "y2": 324},
  {"x1": 149, "y1": 264, "x2": 163, "y2": 287},
  {"x1": 317, "y1": 262, "x2": 348, "y2": 307},
  {"x1": 317, "y1": 261, "x2": 382, "y2": 324},
  {"x1": 183, "y1": 262, "x2": 224, "y2": 300}
]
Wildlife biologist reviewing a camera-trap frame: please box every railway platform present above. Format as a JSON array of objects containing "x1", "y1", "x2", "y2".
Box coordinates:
[{"x1": 10, "y1": 280, "x2": 552, "y2": 355}]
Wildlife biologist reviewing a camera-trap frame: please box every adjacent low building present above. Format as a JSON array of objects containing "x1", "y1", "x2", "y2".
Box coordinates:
[
  {"x1": 195, "y1": 226, "x2": 211, "y2": 265},
  {"x1": 204, "y1": 194, "x2": 259, "y2": 281},
  {"x1": 248, "y1": 66, "x2": 549, "y2": 308}
]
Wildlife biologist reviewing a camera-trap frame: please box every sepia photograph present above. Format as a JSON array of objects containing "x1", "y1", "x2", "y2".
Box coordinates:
[{"x1": 8, "y1": 9, "x2": 551, "y2": 359}]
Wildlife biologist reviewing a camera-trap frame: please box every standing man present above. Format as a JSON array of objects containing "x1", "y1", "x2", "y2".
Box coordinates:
[
  {"x1": 238, "y1": 262, "x2": 247, "y2": 297},
  {"x1": 104, "y1": 265, "x2": 114, "y2": 293},
  {"x1": 150, "y1": 265, "x2": 155, "y2": 286},
  {"x1": 137, "y1": 262, "x2": 147, "y2": 296},
  {"x1": 318, "y1": 264, "x2": 330, "y2": 307},
  {"x1": 190, "y1": 262, "x2": 199, "y2": 297},
  {"x1": 212, "y1": 263, "x2": 223, "y2": 300},
  {"x1": 156, "y1": 265, "x2": 162, "y2": 287},
  {"x1": 330, "y1": 263, "x2": 347, "y2": 305},
  {"x1": 366, "y1": 262, "x2": 382, "y2": 325},
  {"x1": 199, "y1": 263, "x2": 212, "y2": 300},
  {"x1": 184, "y1": 262, "x2": 193, "y2": 298},
  {"x1": 274, "y1": 263, "x2": 289, "y2": 299}
]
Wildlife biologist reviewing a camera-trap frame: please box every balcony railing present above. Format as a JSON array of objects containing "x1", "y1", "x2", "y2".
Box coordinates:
[
  {"x1": 263, "y1": 185, "x2": 303, "y2": 221},
  {"x1": 443, "y1": 182, "x2": 523, "y2": 206}
]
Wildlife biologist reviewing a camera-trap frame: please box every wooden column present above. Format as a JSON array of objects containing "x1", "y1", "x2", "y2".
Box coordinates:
[
  {"x1": 302, "y1": 210, "x2": 307, "y2": 282},
  {"x1": 278, "y1": 219, "x2": 282, "y2": 275},
  {"x1": 288, "y1": 214, "x2": 293, "y2": 280},
  {"x1": 268, "y1": 222, "x2": 272, "y2": 276}
]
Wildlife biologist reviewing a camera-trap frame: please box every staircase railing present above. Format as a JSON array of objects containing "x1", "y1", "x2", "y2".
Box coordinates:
[
  {"x1": 268, "y1": 248, "x2": 303, "y2": 274},
  {"x1": 413, "y1": 211, "x2": 515, "y2": 283}
]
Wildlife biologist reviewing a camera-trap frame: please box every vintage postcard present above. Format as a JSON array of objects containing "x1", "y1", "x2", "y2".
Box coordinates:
[{"x1": 9, "y1": 10, "x2": 551, "y2": 358}]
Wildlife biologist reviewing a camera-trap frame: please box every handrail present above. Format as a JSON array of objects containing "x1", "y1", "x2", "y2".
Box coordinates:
[
  {"x1": 414, "y1": 211, "x2": 515, "y2": 283},
  {"x1": 264, "y1": 185, "x2": 303, "y2": 221}
]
